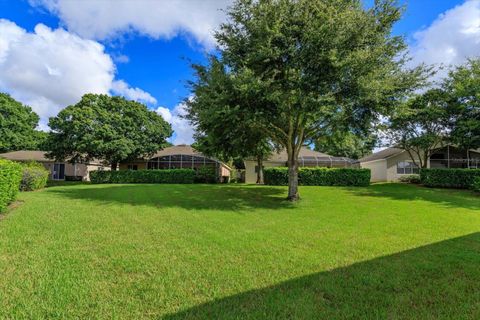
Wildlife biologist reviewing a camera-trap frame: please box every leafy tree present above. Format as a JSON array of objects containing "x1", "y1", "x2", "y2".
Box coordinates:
[
  {"x1": 0, "y1": 93, "x2": 42, "y2": 152},
  {"x1": 384, "y1": 89, "x2": 450, "y2": 168},
  {"x1": 444, "y1": 59, "x2": 480, "y2": 166},
  {"x1": 47, "y1": 94, "x2": 172, "y2": 170},
  {"x1": 314, "y1": 131, "x2": 377, "y2": 160},
  {"x1": 186, "y1": 57, "x2": 274, "y2": 184},
  {"x1": 195, "y1": 0, "x2": 426, "y2": 200}
]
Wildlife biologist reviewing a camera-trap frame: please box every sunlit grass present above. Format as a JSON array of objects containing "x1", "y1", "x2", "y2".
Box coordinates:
[{"x1": 0, "y1": 183, "x2": 479, "y2": 319}]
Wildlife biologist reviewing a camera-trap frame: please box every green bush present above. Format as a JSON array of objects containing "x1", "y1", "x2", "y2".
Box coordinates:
[
  {"x1": 0, "y1": 159, "x2": 22, "y2": 212},
  {"x1": 420, "y1": 169, "x2": 480, "y2": 189},
  {"x1": 19, "y1": 161, "x2": 49, "y2": 191},
  {"x1": 398, "y1": 174, "x2": 421, "y2": 184},
  {"x1": 264, "y1": 167, "x2": 370, "y2": 186},
  {"x1": 194, "y1": 166, "x2": 217, "y2": 183},
  {"x1": 471, "y1": 177, "x2": 480, "y2": 193},
  {"x1": 91, "y1": 169, "x2": 197, "y2": 184}
]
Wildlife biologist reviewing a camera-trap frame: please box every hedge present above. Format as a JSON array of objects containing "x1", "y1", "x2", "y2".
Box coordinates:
[
  {"x1": 473, "y1": 177, "x2": 480, "y2": 193},
  {"x1": 19, "y1": 161, "x2": 49, "y2": 191},
  {"x1": 264, "y1": 167, "x2": 371, "y2": 186},
  {"x1": 0, "y1": 159, "x2": 22, "y2": 212},
  {"x1": 420, "y1": 168, "x2": 480, "y2": 189},
  {"x1": 90, "y1": 169, "x2": 212, "y2": 184}
]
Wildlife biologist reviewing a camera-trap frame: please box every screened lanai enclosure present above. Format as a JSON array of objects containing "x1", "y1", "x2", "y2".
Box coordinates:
[
  {"x1": 430, "y1": 146, "x2": 480, "y2": 169},
  {"x1": 297, "y1": 155, "x2": 360, "y2": 168}
]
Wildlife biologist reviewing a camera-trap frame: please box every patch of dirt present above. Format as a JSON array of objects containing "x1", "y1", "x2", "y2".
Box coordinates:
[{"x1": 0, "y1": 200, "x2": 24, "y2": 221}]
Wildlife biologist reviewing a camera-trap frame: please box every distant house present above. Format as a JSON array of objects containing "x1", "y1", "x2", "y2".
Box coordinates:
[
  {"x1": 0, "y1": 150, "x2": 108, "y2": 181},
  {"x1": 119, "y1": 145, "x2": 232, "y2": 182},
  {"x1": 244, "y1": 147, "x2": 359, "y2": 184},
  {"x1": 359, "y1": 145, "x2": 480, "y2": 182}
]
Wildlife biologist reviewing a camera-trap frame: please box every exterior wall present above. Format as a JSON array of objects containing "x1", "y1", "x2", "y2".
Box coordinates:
[
  {"x1": 244, "y1": 160, "x2": 285, "y2": 184},
  {"x1": 42, "y1": 162, "x2": 108, "y2": 181},
  {"x1": 386, "y1": 151, "x2": 423, "y2": 182},
  {"x1": 360, "y1": 160, "x2": 387, "y2": 182}
]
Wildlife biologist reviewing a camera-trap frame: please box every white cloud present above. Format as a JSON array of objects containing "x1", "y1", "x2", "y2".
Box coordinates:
[
  {"x1": 30, "y1": 0, "x2": 231, "y2": 48},
  {"x1": 0, "y1": 19, "x2": 156, "y2": 128},
  {"x1": 156, "y1": 102, "x2": 195, "y2": 145},
  {"x1": 410, "y1": 0, "x2": 480, "y2": 78},
  {"x1": 111, "y1": 80, "x2": 156, "y2": 104}
]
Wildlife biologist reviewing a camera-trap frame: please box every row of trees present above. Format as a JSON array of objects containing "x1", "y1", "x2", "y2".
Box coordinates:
[
  {"x1": 385, "y1": 59, "x2": 480, "y2": 168},
  {"x1": 0, "y1": 93, "x2": 173, "y2": 170}
]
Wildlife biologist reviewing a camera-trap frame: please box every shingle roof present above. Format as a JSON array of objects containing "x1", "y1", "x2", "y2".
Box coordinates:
[
  {"x1": 359, "y1": 147, "x2": 404, "y2": 163},
  {"x1": 0, "y1": 150, "x2": 51, "y2": 162},
  {"x1": 151, "y1": 145, "x2": 202, "y2": 157},
  {"x1": 267, "y1": 147, "x2": 332, "y2": 162}
]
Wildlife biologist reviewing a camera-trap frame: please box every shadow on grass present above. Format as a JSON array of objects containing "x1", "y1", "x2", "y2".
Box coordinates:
[
  {"x1": 164, "y1": 232, "x2": 480, "y2": 319},
  {"x1": 346, "y1": 183, "x2": 480, "y2": 211},
  {"x1": 48, "y1": 184, "x2": 293, "y2": 211}
]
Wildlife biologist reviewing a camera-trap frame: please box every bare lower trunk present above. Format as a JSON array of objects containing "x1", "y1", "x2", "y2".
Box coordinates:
[
  {"x1": 256, "y1": 156, "x2": 264, "y2": 184},
  {"x1": 287, "y1": 153, "x2": 299, "y2": 201},
  {"x1": 111, "y1": 162, "x2": 118, "y2": 171}
]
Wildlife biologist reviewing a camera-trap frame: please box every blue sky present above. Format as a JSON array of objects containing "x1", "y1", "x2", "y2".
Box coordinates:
[{"x1": 0, "y1": 0, "x2": 478, "y2": 144}]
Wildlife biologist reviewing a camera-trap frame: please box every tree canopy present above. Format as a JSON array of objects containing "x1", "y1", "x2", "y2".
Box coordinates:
[
  {"x1": 314, "y1": 131, "x2": 377, "y2": 160},
  {"x1": 189, "y1": 0, "x2": 427, "y2": 200},
  {"x1": 47, "y1": 94, "x2": 172, "y2": 169},
  {"x1": 445, "y1": 59, "x2": 480, "y2": 158},
  {"x1": 186, "y1": 57, "x2": 274, "y2": 184},
  {"x1": 0, "y1": 93, "x2": 45, "y2": 153},
  {"x1": 384, "y1": 89, "x2": 450, "y2": 168}
]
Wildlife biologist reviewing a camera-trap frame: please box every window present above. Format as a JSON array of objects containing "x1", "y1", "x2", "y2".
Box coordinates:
[
  {"x1": 397, "y1": 161, "x2": 419, "y2": 174},
  {"x1": 127, "y1": 165, "x2": 138, "y2": 171}
]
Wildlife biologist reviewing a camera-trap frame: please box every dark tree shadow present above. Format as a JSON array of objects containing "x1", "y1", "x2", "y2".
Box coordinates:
[
  {"x1": 346, "y1": 183, "x2": 480, "y2": 211},
  {"x1": 164, "y1": 233, "x2": 480, "y2": 319},
  {"x1": 47, "y1": 184, "x2": 293, "y2": 211}
]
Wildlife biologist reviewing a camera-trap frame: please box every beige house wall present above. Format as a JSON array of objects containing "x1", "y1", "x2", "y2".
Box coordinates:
[
  {"x1": 244, "y1": 160, "x2": 285, "y2": 184},
  {"x1": 360, "y1": 160, "x2": 387, "y2": 182},
  {"x1": 118, "y1": 162, "x2": 147, "y2": 170},
  {"x1": 41, "y1": 162, "x2": 108, "y2": 181},
  {"x1": 386, "y1": 151, "x2": 425, "y2": 182}
]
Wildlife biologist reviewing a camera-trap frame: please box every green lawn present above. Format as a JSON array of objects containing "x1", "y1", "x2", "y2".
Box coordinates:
[{"x1": 0, "y1": 183, "x2": 479, "y2": 319}]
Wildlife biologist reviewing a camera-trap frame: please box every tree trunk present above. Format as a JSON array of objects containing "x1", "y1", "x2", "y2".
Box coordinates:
[
  {"x1": 111, "y1": 162, "x2": 118, "y2": 171},
  {"x1": 287, "y1": 149, "x2": 299, "y2": 201},
  {"x1": 256, "y1": 156, "x2": 264, "y2": 184}
]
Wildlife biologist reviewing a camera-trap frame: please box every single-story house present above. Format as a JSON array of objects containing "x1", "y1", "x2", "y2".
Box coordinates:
[
  {"x1": 119, "y1": 145, "x2": 232, "y2": 182},
  {"x1": 244, "y1": 147, "x2": 359, "y2": 184},
  {"x1": 0, "y1": 150, "x2": 108, "y2": 181},
  {"x1": 359, "y1": 145, "x2": 480, "y2": 182}
]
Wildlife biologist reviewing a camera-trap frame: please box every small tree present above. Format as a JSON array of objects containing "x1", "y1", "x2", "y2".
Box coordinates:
[
  {"x1": 186, "y1": 58, "x2": 274, "y2": 184},
  {"x1": 314, "y1": 131, "x2": 377, "y2": 160},
  {"x1": 384, "y1": 89, "x2": 450, "y2": 168},
  {"x1": 201, "y1": 0, "x2": 427, "y2": 200},
  {"x1": 445, "y1": 59, "x2": 480, "y2": 166},
  {"x1": 0, "y1": 93, "x2": 43, "y2": 152},
  {"x1": 47, "y1": 94, "x2": 172, "y2": 169}
]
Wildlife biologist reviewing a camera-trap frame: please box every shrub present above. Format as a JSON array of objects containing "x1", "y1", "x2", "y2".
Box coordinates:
[
  {"x1": 398, "y1": 174, "x2": 421, "y2": 184},
  {"x1": 472, "y1": 177, "x2": 480, "y2": 193},
  {"x1": 19, "y1": 161, "x2": 49, "y2": 191},
  {"x1": 264, "y1": 167, "x2": 370, "y2": 187},
  {"x1": 420, "y1": 168, "x2": 480, "y2": 189},
  {"x1": 90, "y1": 169, "x2": 197, "y2": 184},
  {"x1": 194, "y1": 166, "x2": 217, "y2": 183},
  {"x1": 0, "y1": 159, "x2": 22, "y2": 212}
]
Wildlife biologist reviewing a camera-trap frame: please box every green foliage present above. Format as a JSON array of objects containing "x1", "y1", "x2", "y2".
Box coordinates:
[
  {"x1": 47, "y1": 94, "x2": 172, "y2": 168},
  {"x1": 0, "y1": 159, "x2": 22, "y2": 212},
  {"x1": 472, "y1": 177, "x2": 480, "y2": 193},
  {"x1": 90, "y1": 169, "x2": 196, "y2": 184},
  {"x1": 445, "y1": 59, "x2": 480, "y2": 152},
  {"x1": 314, "y1": 131, "x2": 377, "y2": 159},
  {"x1": 19, "y1": 161, "x2": 49, "y2": 191},
  {"x1": 194, "y1": 166, "x2": 217, "y2": 183},
  {"x1": 385, "y1": 89, "x2": 450, "y2": 168},
  {"x1": 264, "y1": 167, "x2": 370, "y2": 187},
  {"x1": 398, "y1": 174, "x2": 421, "y2": 184},
  {"x1": 201, "y1": 0, "x2": 427, "y2": 199},
  {"x1": 0, "y1": 93, "x2": 42, "y2": 153},
  {"x1": 420, "y1": 169, "x2": 480, "y2": 189}
]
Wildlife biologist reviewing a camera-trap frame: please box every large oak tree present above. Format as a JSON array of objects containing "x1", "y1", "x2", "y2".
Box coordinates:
[
  {"x1": 189, "y1": 0, "x2": 427, "y2": 200},
  {"x1": 47, "y1": 94, "x2": 172, "y2": 170}
]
